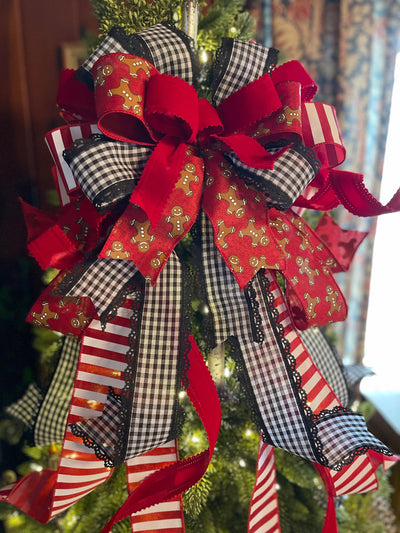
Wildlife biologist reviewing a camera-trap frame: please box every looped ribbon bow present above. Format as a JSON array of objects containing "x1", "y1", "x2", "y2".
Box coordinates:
[{"x1": 54, "y1": 41, "x2": 361, "y2": 331}]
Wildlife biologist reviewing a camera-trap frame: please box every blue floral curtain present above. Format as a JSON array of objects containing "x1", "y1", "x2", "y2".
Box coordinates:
[{"x1": 270, "y1": 0, "x2": 400, "y2": 362}]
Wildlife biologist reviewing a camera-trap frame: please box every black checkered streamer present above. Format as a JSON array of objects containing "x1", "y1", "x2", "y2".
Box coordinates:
[
  {"x1": 123, "y1": 252, "x2": 183, "y2": 460},
  {"x1": 199, "y1": 213, "x2": 317, "y2": 460},
  {"x1": 67, "y1": 258, "x2": 139, "y2": 321},
  {"x1": 201, "y1": 212, "x2": 254, "y2": 347},
  {"x1": 343, "y1": 364, "x2": 374, "y2": 390},
  {"x1": 315, "y1": 411, "x2": 389, "y2": 468},
  {"x1": 5, "y1": 382, "x2": 43, "y2": 430},
  {"x1": 299, "y1": 327, "x2": 349, "y2": 407},
  {"x1": 234, "y1": 273, "x2": 318, "y2": 461},
  {"x1": 64, "y1": 137, "x2": 153, "y2": 213},
  {"x1": 34, "y1": 337, "x2": 80, "y2": 446},
  {"x1": 212, "y1": 39, "x2": 276, "y2": 107},
  {"x1": 226, "y1": 143, "x2": 318, "y2": 211}
]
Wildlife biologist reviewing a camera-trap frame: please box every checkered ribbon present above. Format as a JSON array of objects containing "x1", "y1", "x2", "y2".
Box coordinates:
[
  {"x1": 299, "y1": 327, "x2": 349, "y2": 407},
  {"x1": 34, "y1": 336, "x2": 80, "y2": 446},
  {"x1": 5, "y1": 382, "x2": 43, "y2": 431}
]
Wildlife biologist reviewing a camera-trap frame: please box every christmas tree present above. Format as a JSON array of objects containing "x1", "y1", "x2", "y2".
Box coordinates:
[{"x1": 0, "y1": 1, "x2": 399, "y2": 532}]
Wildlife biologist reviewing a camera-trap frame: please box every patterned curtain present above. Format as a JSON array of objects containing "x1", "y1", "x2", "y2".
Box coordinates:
[{"x1": 269, "y1": 0, "x2": 400, "y2": 362}]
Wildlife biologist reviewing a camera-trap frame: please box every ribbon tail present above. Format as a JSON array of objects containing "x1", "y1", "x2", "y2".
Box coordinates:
[
  {"x1": 248, "y1": 439, "x2": 281, "y2": 533},
  {"x1": 331, "y1": 170, "x2": 400, "y2": 216},
  {"x1": 322, "y1": 495, "x2": 338, "y2": 533},
  {"x1": 130, "y1": 137, "x2": 188, "y2": 227}
]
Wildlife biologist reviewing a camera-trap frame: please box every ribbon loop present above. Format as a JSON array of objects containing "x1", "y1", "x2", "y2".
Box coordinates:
[{"x1": 145, "y1": 73, "x2": 199, "y2": 142}]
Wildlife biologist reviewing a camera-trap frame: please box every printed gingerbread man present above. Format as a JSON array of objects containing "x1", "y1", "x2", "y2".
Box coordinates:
[
  {"x1": 304, "y1": 292, "x2": 320, "y2": 319},
  {"x1": 105, "y1": 240, "x2": 131, "y2": 259},
  {"x1": 228, "y1": 255, "x2": 244, "y2": 273},
  {"x1": 325, "y1": 285, "x2": 342, "y2": 316},
  {"x1": 71, "y1": 311, "x2": 91, "y2": 330},
  {"x1": 269, "y1": 215, "x2": 290, "y2": 234},
  {"x1": 238, "y1": 218, "x2": 269, "y2": 247},
  {"x1": 130, "y1": 219, "x2": 155, "y2": 252},
  {"x1": 216, "y1": 184, "x2": 247, "y2": 218},
  {"x1": 175, "y1": 163, "x2": 199, "y2": 197},
  {"x1": 249, "y1": 255, "x2": 279, "y2": 273},
  {"x1": 165, "y1": 206, "x2": 190, "y2": 238},
  {"x1": 276, "y1": 105, "x2": 301, "y2": 126},
  {"x1": 117, "y1": 54, "x2": 152, "y2": 77},
  {"x1": 94, "y1": 64, "x2": 114, "y2": 87},
  {"x1": 108, "y1": 79, "x2": 143, "y2": 115},
  {"x1": 296, "y1": 256, "x2": 319, "y2": 285},
  {"x1": 31, "y1": 302, "x2": 58, "y2": 328},
  {"x1": 150, "y1": 251, "x2": 167, "y2": 269},
  {"x1": 216, "y1": 220, "x2": 235, "y2": 249}
]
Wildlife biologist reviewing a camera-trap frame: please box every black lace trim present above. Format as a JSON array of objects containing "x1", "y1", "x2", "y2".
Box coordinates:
[
  {"x1": 110, "y1": 26, "x2": 153, "y2": 64},
  {"x1": 265, "y1": 47, "x2": 279, "y2": 75},
  {"x1": 113, "y1": 277, "x2": 145, "y2": 465},
  {"x1": 210, "y1": 37, "x2": 234, "y2": 107},
  {"x1": 187, "y1": 215, "x2": 217, "y2": 351},
  {"x1": 70, "y1": 422, "x2": 114, "y2": 468},
  {"x1": 92, "y1": 181, "x2": 137, "y2": 215},
  {"x1": 63, "y1": 134, "x2": 108, "y2": 164},
  {"x1": 244, "y1": 278, "x2": 264, "y2": 344},
  {"x1": 51, "y1": 259, "x2": 95, "y2": 297},
  {"x1": 257, "y1": 271, "x2": 327, "y2": 465}
]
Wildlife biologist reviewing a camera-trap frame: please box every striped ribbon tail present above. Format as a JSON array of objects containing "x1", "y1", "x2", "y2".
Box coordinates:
[
  {"x1": 45, "y1": 123, "x2": 101, "y2": 203},
  {"x1": 302, "y1": 102, "x2": 345, "y2": 169},
  {"x1": 126, "y1": 440, "x2": 185, "y2": 532},
  {"x1": 248, "y1": 439, "x2": 281, "y2": 533}
]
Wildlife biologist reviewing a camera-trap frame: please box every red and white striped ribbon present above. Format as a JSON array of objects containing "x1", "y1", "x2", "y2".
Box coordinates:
[
  {"x1": 126, "y1": 440, "x2": 185, "y2": 532},
  {"x1": 302, "y1": 102, "x2": 345, "y2": 169},
  {"x1": 248, "y1": 439, "x2": 281, "y2": 533},
  {"x1": 45, "y1": 123, "x2": 100, "y2": 200}
]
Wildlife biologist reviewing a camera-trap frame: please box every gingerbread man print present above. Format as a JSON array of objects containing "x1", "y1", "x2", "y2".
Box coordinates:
[
  {"x1": 238, "y1": 218, "x2": 269, "y2": 247},
  {"x1": 216, "y1": 184, "x2": 247, "y2": 218},
  {"x1": 325, "y1": 285, "x2": 342, "y2": 316},
  {"x1": 108, "y1": 79, "x2": 143, "y2": 115},
  {"x1": 31, "y1": 302, "x2": 58, "y2": 328},
  {"x1": 216, "y1": 220, "x2": 235, "y2": 249},
  {"x1": 94, "y1": 64, "x2": 114, "y2": 87},
  {"x1": 276, "y1": 105, "x2": 301, "y2": 126},
  {"x1": 117, "y1": 54, "x2": 152, "y2": 77},
  {"x1": 175, "y1": 163, "x2": 199, "y2": 197},
  {"x1": 165, "y1": 206, "x2": 190, "y2": 238},
  {"x1": 105, "y1": 241, "x2": 131, "y2": 259},
  {"x1": 130, "y1": 219, "x2": 155, "y2": 252},
  {"x1": 296, "y1": 256, "x2": 319, "y2": 285}
]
